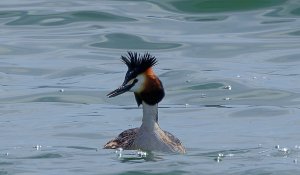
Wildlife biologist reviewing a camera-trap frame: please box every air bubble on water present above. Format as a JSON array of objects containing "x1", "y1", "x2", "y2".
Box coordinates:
[
  {"x1": 294, "y1": 159, "x2": 298, "y2": 164},
  {"x1": 116, "y1": 147, "x2": 123, "y2": 152},
  {"x1": 223, "y1": 85, "x2": 232, "y2": 90},
  {"x1": 215, "y1": 156, "x2": 222, "y2": 162},
  {"x1": 115, "y1": 148, "x2": 123, "y2": 158},
  {"x1": 185, "y1": 104, "x2": 189, "y2": 108},
  {"x1": 218, "y1": 153, "x2": 224, "y2": 157},
  {"x1": 34, "y1": 145, "x2": 42, "y2": 150},
  {"x1": 236, "y1": 75, "x2": 241, "y2": 78},
  {"x1": 278, "y1": 147, "x2": 289, "y2": 153},
  {"x1": 137, "y1": 150, "x2": 147, "y2": 158}
]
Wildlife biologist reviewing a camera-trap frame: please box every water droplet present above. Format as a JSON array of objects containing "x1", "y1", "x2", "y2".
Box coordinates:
[
  {"x1": 115, "y1": 148, "x2": 123, "y2": 158},
  {"x1": 294, "y1": 159, "x2": 298, "y2": 164},
  {"x1": 279, "y1": 147, "x2": 289, "y2": 153},
  {"x1": 34, "y1": 145, "x2": 42, "y2": 150},
  {"x1": 223, "y1": 85, "x2": 232, "y2": 90},
  {"x1": 137, "y1": 151, "x2": 147, "y2": 157},
  {"x1": 215, "y1": 156, "x2": 222, "y2": 162}
]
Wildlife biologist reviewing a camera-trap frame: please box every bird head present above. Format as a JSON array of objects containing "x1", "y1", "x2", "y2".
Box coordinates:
[{"x1": 107, "y1": 51, "x2": 165, "y2": 106}]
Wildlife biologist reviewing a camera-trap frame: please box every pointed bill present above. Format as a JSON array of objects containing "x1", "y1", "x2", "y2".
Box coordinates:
[{"x1": 107, "y1": 79, "x2": 138, "y2": 98}]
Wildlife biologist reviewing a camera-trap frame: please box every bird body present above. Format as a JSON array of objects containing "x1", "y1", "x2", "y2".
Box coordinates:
[{"x1": 104, "y1": 52, "x2": 185, "y2": 154}]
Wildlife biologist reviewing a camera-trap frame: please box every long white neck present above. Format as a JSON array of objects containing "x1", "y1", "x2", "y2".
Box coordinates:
[{"x1": 141, "y1": 102, "x2": 158, "y2": 131}]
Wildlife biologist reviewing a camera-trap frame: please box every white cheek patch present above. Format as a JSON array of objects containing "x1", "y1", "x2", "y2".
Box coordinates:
[{"x1": 129, "y1": 74, "x2": 145, "y2": 92}]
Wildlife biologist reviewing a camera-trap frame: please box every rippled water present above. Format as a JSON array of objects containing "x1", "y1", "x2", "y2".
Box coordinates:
[{"x1": 1, "y1": 0, "x2": 300, "y2": 174}]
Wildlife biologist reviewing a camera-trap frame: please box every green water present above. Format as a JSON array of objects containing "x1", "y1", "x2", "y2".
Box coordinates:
[{"x1": 1, "y1": 0, "x2": 300, "y2": 174}]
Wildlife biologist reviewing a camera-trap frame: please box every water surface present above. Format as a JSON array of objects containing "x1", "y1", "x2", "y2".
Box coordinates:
[{"x1": 1, "y1": 0, "x2": 300, "y2": 174}]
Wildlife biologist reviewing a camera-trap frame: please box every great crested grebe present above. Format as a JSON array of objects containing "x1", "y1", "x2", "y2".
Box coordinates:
[{"x1": 104, "y1": 51, "x2": 185, "y2": 154}]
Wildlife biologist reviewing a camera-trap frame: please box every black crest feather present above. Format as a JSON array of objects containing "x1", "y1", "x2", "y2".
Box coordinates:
[
  {"x1": 121, "y1": 51, "x2": 157, "y2": 74},
  {"x1": 119, "y1": 51, "x2": 164, "y2": 106}
]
